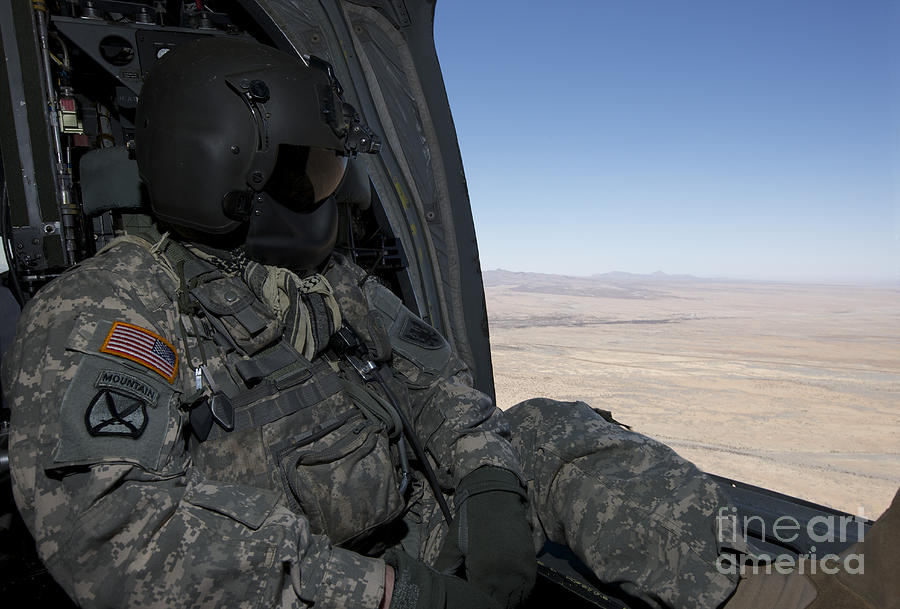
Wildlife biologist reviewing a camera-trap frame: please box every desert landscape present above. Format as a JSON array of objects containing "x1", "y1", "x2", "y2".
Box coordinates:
[{"x1": 483, "y1": 270, "x2": 900, "y2": 519}]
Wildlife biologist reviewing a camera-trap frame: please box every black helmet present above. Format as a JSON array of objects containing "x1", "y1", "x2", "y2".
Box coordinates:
[{"x1": 135, "y1": 36, "x2": 378, "y2": 268}]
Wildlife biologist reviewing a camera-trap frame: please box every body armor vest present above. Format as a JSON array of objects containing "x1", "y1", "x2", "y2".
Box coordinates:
[{"x1": 169, "y1": 247, "x2": 409, "y2": 548}]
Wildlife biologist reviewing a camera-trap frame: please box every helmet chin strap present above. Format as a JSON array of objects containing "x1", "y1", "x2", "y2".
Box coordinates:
[{"x1": 244, "y1": 194, "x2": 339, "y2": 271}]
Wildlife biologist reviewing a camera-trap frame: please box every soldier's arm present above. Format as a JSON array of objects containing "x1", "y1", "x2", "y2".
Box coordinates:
[
  {"x1": 392, "y1": 347, "x2": 523, "y2": 489},
  {"x1": 362, "y1": 280, "x2": 523, "y2": 489},
  {"x1": 3, "y1": 263, "x2": 385, "y2": 609},
  {"x1": 322, "y1": 253, "x2": 521, "y2": 489}
]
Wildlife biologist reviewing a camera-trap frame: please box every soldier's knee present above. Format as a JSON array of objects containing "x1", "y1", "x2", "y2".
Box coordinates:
[
  {"x1": 504, "y1": 398, "x2": 601, "y2": 437},
  {"x1": 505, "y1": 397, "x2": 576, "y2": 428}
]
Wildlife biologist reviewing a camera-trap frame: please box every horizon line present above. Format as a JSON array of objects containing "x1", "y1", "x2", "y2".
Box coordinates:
[{"x1": 484, "y1": 268, "x2": 900, "y2": 286}]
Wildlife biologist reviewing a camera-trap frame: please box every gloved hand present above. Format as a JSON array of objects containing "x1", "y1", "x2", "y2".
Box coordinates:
[
  {"x1": 385, "y1": 549, "x2": 502, "y2": 609},
  {"x1": 435, "y1": 466, "x2": 536, "y2": 609}
]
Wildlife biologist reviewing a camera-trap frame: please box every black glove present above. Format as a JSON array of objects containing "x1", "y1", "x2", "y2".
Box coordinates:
[
  {"x1": 435, "y1": 466, "x2": 536, "y2": 609},
  {"x1": 385, "y1": 549, "x2": 501, "y2": 609}
]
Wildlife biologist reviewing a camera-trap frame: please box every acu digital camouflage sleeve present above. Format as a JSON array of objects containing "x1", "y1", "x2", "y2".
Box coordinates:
[
  {"x1": 2, "y1": 241, "x2": 385, "y2": 609},
  {"x1": 389, "y1": 346, "x2": 524, "y2": 490},
  {"x1": 503, "y1": 398, "x2": 741, "y2": 609},
  {"x1": 325, "y1": 254, "x2": 523, "y2": 491}
]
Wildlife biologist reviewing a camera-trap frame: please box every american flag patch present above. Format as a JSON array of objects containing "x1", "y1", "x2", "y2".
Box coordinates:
[{"x1": 100, "y1": 322, "x2": 179, "y2": 384}]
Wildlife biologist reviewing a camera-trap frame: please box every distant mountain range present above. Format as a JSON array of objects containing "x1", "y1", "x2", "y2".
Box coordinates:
[
  {"x1": 482, "y1": 269, "x2": 896, "y2": 286},
  {"x1": 591, "y1": 270, "x2": 703, "y2": 281},
  {"x1": 480, "y1": 269, "x2": 695, "y2": 300},
  {"x1": 483, "y1": 269, "x2": 704, "y2": 286}
]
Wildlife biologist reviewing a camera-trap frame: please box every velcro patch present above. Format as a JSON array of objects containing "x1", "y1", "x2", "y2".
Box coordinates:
[
  {"x1": 100, "y1": 321, "x2": 178, "y2": 383},
  {"x1": 54, "y1": 357, "x2": 174, "y2": 470},
  {"x1": 400, "y1": 317, "x2": 444, "y2": 350}
]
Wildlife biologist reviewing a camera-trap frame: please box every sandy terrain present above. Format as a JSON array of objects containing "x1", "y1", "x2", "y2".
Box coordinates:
[{"x1": 483, "y1": 271, "x2": 900, "y2": 519}]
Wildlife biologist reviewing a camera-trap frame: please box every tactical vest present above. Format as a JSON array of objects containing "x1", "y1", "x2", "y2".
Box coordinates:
[{"x1": 160, "y1": 242, "x2": 416, "y2": 549}]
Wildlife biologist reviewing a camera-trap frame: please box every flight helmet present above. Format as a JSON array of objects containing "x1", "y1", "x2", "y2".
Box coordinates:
[{"x1": 135, "y1": 36, "x2": 378, "y2": 269}]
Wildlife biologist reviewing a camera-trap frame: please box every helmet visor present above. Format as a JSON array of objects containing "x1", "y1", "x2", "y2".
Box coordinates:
[{"x1": 265, "y1": 144, "x2": 349, "y2": 209}]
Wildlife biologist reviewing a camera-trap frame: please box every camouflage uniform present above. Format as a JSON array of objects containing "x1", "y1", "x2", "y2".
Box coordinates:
[{"x1": 3, "y1": 236, "x2": 738, "y2": 609}]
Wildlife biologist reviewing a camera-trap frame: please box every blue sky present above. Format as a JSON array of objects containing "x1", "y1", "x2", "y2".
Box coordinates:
[{"x1": 434, "y1": 1, "x2": 898, "y2": 282}]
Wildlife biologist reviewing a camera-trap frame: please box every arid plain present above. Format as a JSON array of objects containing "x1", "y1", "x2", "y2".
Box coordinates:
[{"x1": 483, "y1": 270, "x2": 900, "y2": 519}]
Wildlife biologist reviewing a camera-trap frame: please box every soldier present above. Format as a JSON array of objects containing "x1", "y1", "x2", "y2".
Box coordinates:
[{"x1": 8, "y1": 37, "x2": 891, "y2": 609}]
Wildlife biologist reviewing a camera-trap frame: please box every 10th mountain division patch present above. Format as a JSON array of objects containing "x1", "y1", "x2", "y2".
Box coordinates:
[{"x1": 85, "y1": 369, "x2": 161, "y2": 438}]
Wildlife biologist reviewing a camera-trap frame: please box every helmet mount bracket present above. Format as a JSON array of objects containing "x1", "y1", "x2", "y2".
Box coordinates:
[{"x1": 225, "y1": 75, "x2": 274, "y2": 188}]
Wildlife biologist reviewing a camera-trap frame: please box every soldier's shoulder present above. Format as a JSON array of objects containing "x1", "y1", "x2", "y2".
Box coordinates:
[
  {"x1": 24, "y1": 239, "x2": 166, "y2": 317},
  {"x1": 75, "y1": 238, "x2": 158, "y2": 277}
]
